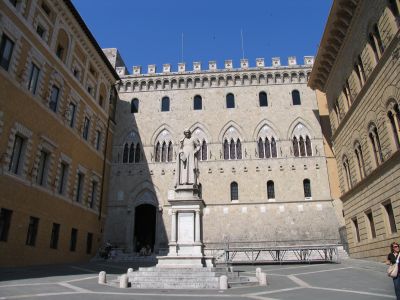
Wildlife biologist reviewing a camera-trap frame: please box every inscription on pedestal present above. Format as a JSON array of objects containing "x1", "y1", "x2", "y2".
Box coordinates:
[{"x1": 178, "y1": 212, "x2": 194, "y2": 242}]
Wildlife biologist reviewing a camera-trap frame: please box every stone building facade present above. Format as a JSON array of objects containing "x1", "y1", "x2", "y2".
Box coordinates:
[
  {"x1": 309, "y1": 0, "x2": 400, "y2": 261},
  {"x1": 0, "y1": 0, "x2": 119, "y2": 266},
  {"x1": 104, "y1": 52, "x2": 343, "y2": 254}
]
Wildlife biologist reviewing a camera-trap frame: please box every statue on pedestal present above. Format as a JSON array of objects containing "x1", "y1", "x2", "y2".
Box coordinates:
[{"x1": 175, "y1": 129, "x2": 200, "y2": 187}]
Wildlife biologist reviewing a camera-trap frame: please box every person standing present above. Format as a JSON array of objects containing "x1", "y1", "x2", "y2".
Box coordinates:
[{"x1": 387, "y1": 242, "x2": 400, "y2": 299}]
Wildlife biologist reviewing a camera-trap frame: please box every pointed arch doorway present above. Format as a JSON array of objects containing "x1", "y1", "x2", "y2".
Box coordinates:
[{"x1": 134, "y1": 204, "x2": 156, "y2": 252}]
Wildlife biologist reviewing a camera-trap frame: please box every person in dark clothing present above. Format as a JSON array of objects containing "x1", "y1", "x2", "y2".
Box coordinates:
[{"x1": 387, "y1": 242, "x2": 400, "y2": 300}]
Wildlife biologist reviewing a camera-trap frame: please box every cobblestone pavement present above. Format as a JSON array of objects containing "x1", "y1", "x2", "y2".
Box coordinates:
[{"x1": 0, "y1": 259, "x2": 396, "y2": 300}]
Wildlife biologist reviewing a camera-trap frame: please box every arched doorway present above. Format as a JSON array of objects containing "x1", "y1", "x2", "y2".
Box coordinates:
[{"x1": 134, "y1": 204, "x2": 156, "y2": 252}]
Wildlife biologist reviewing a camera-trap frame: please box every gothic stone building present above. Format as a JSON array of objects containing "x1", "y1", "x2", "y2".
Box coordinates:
[
  {"x1": 104, "y1": 52, "x2": 343, "y2": 254},
  {"x1": 310, "y1": 0, "x2": 400, "y2": 261}
]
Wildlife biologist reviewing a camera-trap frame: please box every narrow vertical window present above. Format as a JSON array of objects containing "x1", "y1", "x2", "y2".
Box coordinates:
[
  {"x1": 8, "y1": 135, "x2": 25, "y2": 175},
  {"x1": 155, "y1": 142, "x2": 160, "y2": 162},
  {"x1": 369, "y1": 33, "x2": 379, "y2": 63},
  {"x1": 299, "y1": 136, "x2": 306, "y2": 156},
  {"x1": 230, "y1": 182, "x2": 238, "y2": 201},
  {"x1": 292, "y1": 90, "x2": 301, "y2": 105},
  {"x1": 161, "y1": 142, "x2": 167, "y2": 162},
  {"x1": 70, "y1": 228, "x2": 77, "y2": 251},
  {"x1": 95, "y1": 130, "x2": 101, "y2": 150},
  {"x1": 388, "y1": 107, "x2": 400, "y2": 149},
  {"x1": 226, "y1": 93, "x2": 235, "y2": 108},
  {"x1": 161, "y1": 96, "x2": 170, "y2": 112},
  {"x1": 267, "y1": 180, "x2": 275, "y2": 200},
  {"x1": 26, "y1": 216, "x2": 39, "y2": 246},
  {"x1": 28, "y1": 63, "x2": 40, "y2": 94},
  {"x1": 345, "y1": 80, "x2": 353, "y2": 105},
  {"x1": 352, "y1": 218, "x2": 361, "y2": 242},
  {"x1": 355, "y1": 143, "x2": 365, "y2": 180},
  {"x1": 201, "y1": 140, "x2": 207, "y2": 161},
  {"x1": 128, "y1": 143, "x2": 134, "y2": 163},
  {"x1": 259, "y1": 92, "x2": 268, "y2": 107},
  {"x1": 236, "y1": 139, "x2": 242, "y2": 159},
  {"x1": 229, "y1": 139, "x2": 236, "y2": 159},
  {"x1": 293, "y1": 137, "x2": 299, "y2": 157},
  {"x1": 75, "y1": 172, "x2": 84, "y2": 202},
  {"x1": 49, "y1": 85, "x2": 60, "y2": 112},
  {"x1": 36, "y1": 150, "x2": 49, "y2": 186},
  {"x1": 0, "y1": 208, "x2": 13, "y2": 241},
  {"x1": 264, "y1": 138, "x2": 271, "y2": 158},
  {"x1": 343, "y1": 156, "x2": 352, "y2": 190},
  {"x1": 135, "y1": 143, "x2": 141, "y2": 163},
  {"x1": 82, "y1": 117, "x2": 90, "y2": 140},
  {"x1": 373, "y1": 24, "x2": 385, "y2": 54},
  {"x1": 123, "y1": 143, "x2": 129, "y2": 163},
  {"x1": 258, "y1": 138, "x2": 264, "y2": 158},
  {"x1": 383, "y1": 202, "x2": 397, "y2": 234},
  {"x1": 68, "y1": 102, "x2": 76, "y2": 128},
  {"x1": 90, "y1": 181, "x2": 97, "y2": 208},
  {"x1": 36, "y1": 24, "x2": 46, "y2": 38},
  {"x1": 50, "y1": 223, "x2": 60, "y2": 249},
  {"x1": 271, "y1": 138, "x2": 277, "y2": 158},
  {"x1": 194, "y1": 95, "x2": 202, "y2": 110},
  {"x1": 58, "y1": 162, "x2": 68, "y2": 195},
  {"x1": 305, "y1": 136, "x2": 312, "y2": 156},
  {"x1": 0, "y1": 34, "x2": 15, "y2": 71},
  {"x1": 366, "y1": 211, "x2": 376, "y2": 239},
  {"x1": 86, "y1": 233, "x2": 93, "y2": 254},
  {"x1": 223, "y1": 140, "x2": 229, "y2": 160},
  {"x1": 131, "y1": 98, "x2": 139, "y2": 113},
  {"x1": 167, "y1": 141, "x2": 173, "y2": 162},
  {"x1": 303, "y1": 179, "x2": 311, "y2": 198}
]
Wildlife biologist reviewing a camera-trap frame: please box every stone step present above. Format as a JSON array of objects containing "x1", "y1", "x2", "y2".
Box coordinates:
[
  {"x1": 129, "y1": 272, "x2": 216, "y2": 278},
  {"x1": 129, "y1": 280, "x2": 219, "y2": 289},
  {"x1": 138, "y1": 267, "x2": 213, "y2": 272},
  {"x1": 129, "y1": 276, "x2": 219, "y2": 283}
]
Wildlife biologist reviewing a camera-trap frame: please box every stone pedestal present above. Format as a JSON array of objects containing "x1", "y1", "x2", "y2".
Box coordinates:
[{"x1": 157, "y1": 185, "x2": 214, "y2": 268}]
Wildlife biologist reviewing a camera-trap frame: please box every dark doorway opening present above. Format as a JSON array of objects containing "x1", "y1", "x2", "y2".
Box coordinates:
[{"x1": 134, "y1": 204, "x2": 156, "y2": 252}]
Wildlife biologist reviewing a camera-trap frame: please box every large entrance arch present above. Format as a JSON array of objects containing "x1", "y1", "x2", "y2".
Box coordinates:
[{"x1": 134, "y1": 204, "x2": 156, "y2": 252}]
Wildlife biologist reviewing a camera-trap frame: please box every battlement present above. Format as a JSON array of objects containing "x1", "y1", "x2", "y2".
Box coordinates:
[{"x1": 123, "y1": 56, "x2": 314, "y2": 76}]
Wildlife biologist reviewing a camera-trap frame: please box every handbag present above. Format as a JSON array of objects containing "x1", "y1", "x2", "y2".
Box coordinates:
[{"x1": 388, "y1": 263, "x2": 398, "y2": 278}]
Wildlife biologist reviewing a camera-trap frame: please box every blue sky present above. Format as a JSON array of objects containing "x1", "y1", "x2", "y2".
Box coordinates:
[{"x1": 72, "y1": 0, "x2": 332, "y2": 72}]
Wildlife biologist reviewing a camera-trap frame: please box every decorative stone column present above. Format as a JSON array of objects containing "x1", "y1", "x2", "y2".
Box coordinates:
[{"x1": 195, "y1": 209, "x2": 201, "y2": 243}]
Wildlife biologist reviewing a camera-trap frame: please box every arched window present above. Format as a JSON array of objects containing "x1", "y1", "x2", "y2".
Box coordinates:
[
  {"x1": 201, "y1": 140, "x2": 207, "y2": 161},
  {"x1": 388, "y1": 104, "x2": 400, "y2": 149},
  {"x1": 230, "y1": 138, "x2": 236, "y2": 159},
  {"x1": 161, "y1": 96, "x2": 170, "y2": 112},
  {"x1": 292, "y1": 90, "x2": 301, "y2": 105},
  {"x1": 167, "y1": 141, "x2": 173, "y2": 162},
  {"x1": 194, "y1": 95, "x2": 202, "y2": 110},
  {"x1": 123, "y1": 143, "x2": 128, "y2": 163},
  {"x1": 293, "y1": 137, "x2": 299, "y2": 157},
  {"x1": 271, "y1": 138, "x2": 277, "y2": 157},
  {"x1": 342, "y1": 156, "x2": 352, "y2": 190},
  {"x1": 258, "y1": 138, "x2": 264, "y2": 158},
  {"x1": 267, "y1": 180, "x2": 275, "y2": 199},
  {"x1": 305, "y1": 136, "x2": 312, "y2": 156},
  {"x1": 373, "y1": 24, "x2": 385, "y2": 54},
  {"x1": 334, "y1": 99, "x2": 342, "y2": 124},
  {"x1": 131, "y1": 98, "x2": 139, "y2": 113},
  {"x1": 259, "y1": 92, "x2": 268, "y2": 107},
  {"x1": 368, "y1": 33, "x2": 380, "y2": 64},
  {"x1": 303, "y1": 179, "x2": 311, "y2": 198},
  {"x1": 226, "y1": 93, "x2": 235, "y2": 108},
  {"x1": 354, "y1": 142, "x2": 365, "y2": 180},
  {"x1": 369, "y1": 124, "x2": 383, "y2": 166},
  {"x1": 129, "y1": 143, "x2": 134, "y2": 163},
  {"x1": 223, "y1": 140, "x2": 229, "y2": 160},
  {"x1": 236, "y1": 139, "x2": 242, "y2": 159},
  {"x1": 230, "y1": 182, "x2": 238, "y2": 201},
  {"x1": 161, "y1": 142, "x2": 167, "y2": 162},
  {"x1": 155, "y1": 142, "x2": 160, "y2": 162},
  {"x1": 265, "y1": 138, "x2": 271, "y2": 158},
  {"x1": 135, "y1": 143, "x2": 141, "y2": 163}
]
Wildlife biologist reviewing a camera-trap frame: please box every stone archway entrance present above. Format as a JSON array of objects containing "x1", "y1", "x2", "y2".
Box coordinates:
[{"x1": 134, "y1": 204, "x2": 156, "y2": 252}]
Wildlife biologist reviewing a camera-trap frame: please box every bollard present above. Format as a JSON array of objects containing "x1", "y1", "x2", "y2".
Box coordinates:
[
  {"x1": 119, "y1": 274, "x2": 128, "y2": 288},
  {"x1": 219, "y1": 275, "x2": 228, "y2": 290},
  {"x1": 256, "y1": 267, "x2": 262, "y2": 279},
  {"x1": 259, "y1": 272, "x2": 267, "y2": 286},
  {"x1": 127, "y1": 268, "x2": 133, "y2": 274},
  {"x1": 98, "y1": 271, "x2": 107, "y2": 284}
]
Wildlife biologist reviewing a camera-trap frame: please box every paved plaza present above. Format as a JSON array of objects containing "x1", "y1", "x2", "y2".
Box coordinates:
[{"x1": 0, "y1": 259, "x2": 396, "y2": 300}]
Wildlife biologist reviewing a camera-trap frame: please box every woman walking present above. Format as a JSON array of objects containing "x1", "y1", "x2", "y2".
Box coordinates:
[{"x1": 387, "y1": 242, "x2": 400, "y2": 299}]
